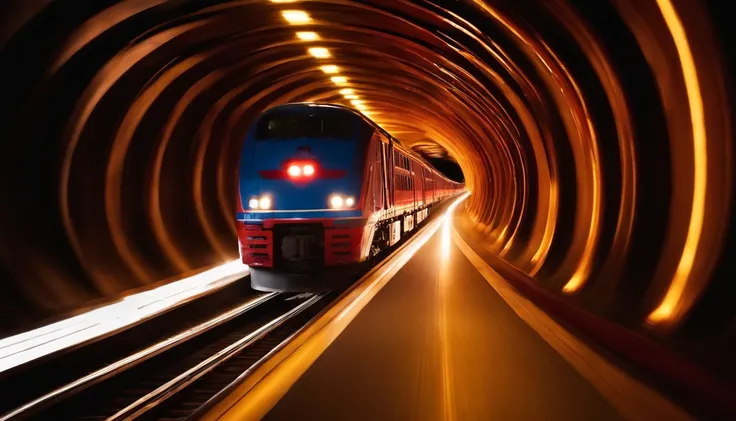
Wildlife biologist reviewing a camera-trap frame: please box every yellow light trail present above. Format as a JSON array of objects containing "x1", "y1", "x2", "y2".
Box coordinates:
[
  {"x1": 281, "y1": 10, "x2": 311, "y2": 24},
  {"x1": 296, "y1": 31, "x2": 318, "y2": 41},
  {"x1": 307, "y1": 47, "x2": 330, "y2": 58},
  {"x1": 648, "y1": 0, "x2": 707, "y2": 324},
  {"x1": 320, "y1": 65, "x2": 339, "y2": 74},
  {"x1": 438, "y1": 196, "x2": 466, "y2": 420}
]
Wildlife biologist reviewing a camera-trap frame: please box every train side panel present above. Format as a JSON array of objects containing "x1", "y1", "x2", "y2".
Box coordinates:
[{"x1": 237, "y1": 103, "x2": 464, "y2": 292}]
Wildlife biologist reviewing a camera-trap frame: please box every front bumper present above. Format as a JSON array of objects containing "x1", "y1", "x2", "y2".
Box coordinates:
[{"x1": 237, "y1": 217, "x2": 373, "y2": 269}]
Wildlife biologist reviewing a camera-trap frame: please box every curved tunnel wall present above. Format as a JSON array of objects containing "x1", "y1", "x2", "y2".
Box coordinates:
[{"x1": 0, "y1": 0, "x2": 734, "y2": 363}]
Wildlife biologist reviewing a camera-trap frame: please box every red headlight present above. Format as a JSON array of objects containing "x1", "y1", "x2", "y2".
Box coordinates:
[{"x1": 287, "y1": 162, "x2": 316, "y2": 179}]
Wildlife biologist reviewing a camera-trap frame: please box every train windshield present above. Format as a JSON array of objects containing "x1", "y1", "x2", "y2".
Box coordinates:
[{"x1": 255, "y1": 112, "x2": 354, "y2": 140}]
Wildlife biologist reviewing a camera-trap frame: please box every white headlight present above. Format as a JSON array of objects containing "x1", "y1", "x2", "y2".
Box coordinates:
[
  {"x1": 330, "y1": 195, "x2": 344, "y2": 209},
  {"x1": 345, "y1": 197, "x2": 355, "y2": 206},
  {"x1": 259, "y1": 196, "x2": 272, "y2": 209},
  {"x1": 248, "y1": 198, "x2": 259, "y2": 209}
]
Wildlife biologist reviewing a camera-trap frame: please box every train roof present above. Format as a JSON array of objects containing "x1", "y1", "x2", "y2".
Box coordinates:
[{"x1": 262, "y1": 103, "x2": 460, "y2": 183}]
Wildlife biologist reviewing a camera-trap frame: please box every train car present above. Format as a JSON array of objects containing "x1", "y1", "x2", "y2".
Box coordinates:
[{"x1": 236, "y1": 103, "x2": 464, "y2": 292}]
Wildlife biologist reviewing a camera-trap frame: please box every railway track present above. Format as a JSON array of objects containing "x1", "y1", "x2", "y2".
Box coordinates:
[
  {"x1": 0, "y1": 278, "x2": 333, "y2": 420},
  {"x1": 1, "y1": 199, "x2": 458, "y2": 420}
]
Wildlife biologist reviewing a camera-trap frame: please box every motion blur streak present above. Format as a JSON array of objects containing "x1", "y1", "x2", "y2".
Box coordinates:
[
  {"x1": 204, "y1": 195, "x2": 466, "y2": 421},
  {"x1": 439, "y1": 196, "x2": 466, "y2": 421},
  {"x1": 0, "y1": 260, "x2": 246, "y2": 374},
  {"x1": 0, "y1": 0, "x2": 734, "y2": 391},
  {"x1": 647, "y1": 0, "x2": 707, "y2": 325}
]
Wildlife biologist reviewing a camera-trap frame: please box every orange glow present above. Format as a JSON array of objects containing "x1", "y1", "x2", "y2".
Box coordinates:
[
  {"x1": 296, "y1": 31, "x2": 318, "y2": 41},
  {"x1": 319, "y1": 65, "x2": 339, "y2": 74},
  {"x1": 7, "y1": 0, "x2": 730, "y2": 371},
  {"x1": 648, "y1": 0, "x2": 707, "y2": 324},
  {"x1": 307, "y1": 47, "x2": 330, "y2": 58},
  {"x1": 281, "y1": 10, "x2": 311, "y2": 24}
]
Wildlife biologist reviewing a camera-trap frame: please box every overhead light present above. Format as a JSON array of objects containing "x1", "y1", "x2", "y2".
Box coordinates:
[
  {"x1": 320, "y1": 65, "x2": 339, "y2": 74},
  {"x1": 331, "y1": 76, "x2": 347, "y2": 84},
  {"x1": 282, "y1": 10, "x2": 311, "y2": 24},
  {"x1": 339, "y1": 88, "x2": 354, "y2": 95},
  {"x1": 296, "y1": 32, "x2": 318, "y2": 41},
  {"x1": 308, "y1": 47, "x2": 330, "y2": 58},
  {"x1": 350, "y1": 99, "x2": 364, "y2": 105},
  {"x1": 344, "y1": 94, "x2": 358, "y2": 99},
  {"x1": 270, "y1": 0, "x2": 298, "y2": 3}
]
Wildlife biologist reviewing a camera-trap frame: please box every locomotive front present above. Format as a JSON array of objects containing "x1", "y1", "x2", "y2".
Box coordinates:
[{"x1": 236, "y1": 104, "x2": 374, "y2": 291}]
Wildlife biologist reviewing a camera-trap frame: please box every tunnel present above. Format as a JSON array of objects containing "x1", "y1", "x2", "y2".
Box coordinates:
[{"x1": 0, "y1": 0, "x2": 734, "y2": 413}]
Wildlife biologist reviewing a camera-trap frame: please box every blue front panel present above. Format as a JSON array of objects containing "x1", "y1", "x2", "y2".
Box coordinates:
[
  {"x1": 236, "y1": 209, "x2": 364, "y2": 221},
  {"x1": 238, "y1": 105, "x2": 370, "y2": 212}
]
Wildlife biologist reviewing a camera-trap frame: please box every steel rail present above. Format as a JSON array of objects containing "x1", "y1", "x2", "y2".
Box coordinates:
[
  {"x1": 108, "y1": 293, "x2": 325, "y2": 420},
  {"x1": 0, "y1": 292, "x2": 279, "y2": 420}
]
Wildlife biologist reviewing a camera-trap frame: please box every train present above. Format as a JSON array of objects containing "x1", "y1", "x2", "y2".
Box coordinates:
[{"x1": 236, "y1": 103, "x2": 464, "y2": 292}]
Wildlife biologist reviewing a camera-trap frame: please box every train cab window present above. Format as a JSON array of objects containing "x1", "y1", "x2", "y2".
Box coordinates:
[{"x1": 255, "y1": 112, "x2": 354, "y2": 139}]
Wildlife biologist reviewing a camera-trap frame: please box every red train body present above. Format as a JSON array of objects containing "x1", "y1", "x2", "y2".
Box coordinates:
[{"x1": 236, "y1": 103, "x2": 463, "y2": 291}]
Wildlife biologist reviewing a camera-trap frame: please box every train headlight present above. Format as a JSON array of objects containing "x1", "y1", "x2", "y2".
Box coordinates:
[
  {"x1": 248, "y1": 198, "x2": 259, "y2": 209},
  {"x1": 330, "y1": 195, "x2": 344, "y2": 209},
  {"x1": 259, "y1": 196, "x2": 272, "y2": 210},
  {"x1": 329, "y1": 195, "x2": 355, "y2": 209}
]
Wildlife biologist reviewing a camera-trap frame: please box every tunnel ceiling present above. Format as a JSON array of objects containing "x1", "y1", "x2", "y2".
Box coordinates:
[
  {"x1": 0, "y1": 0, "x2": 734, "y2": 340},
  {"x1": 411, "y1": 143, "x2": 453, "y2": 161}
]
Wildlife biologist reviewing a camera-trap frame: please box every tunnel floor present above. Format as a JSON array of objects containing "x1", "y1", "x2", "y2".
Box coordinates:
[{"x1": 260, "y1": 213, "x2": 622, "y2": 421}]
